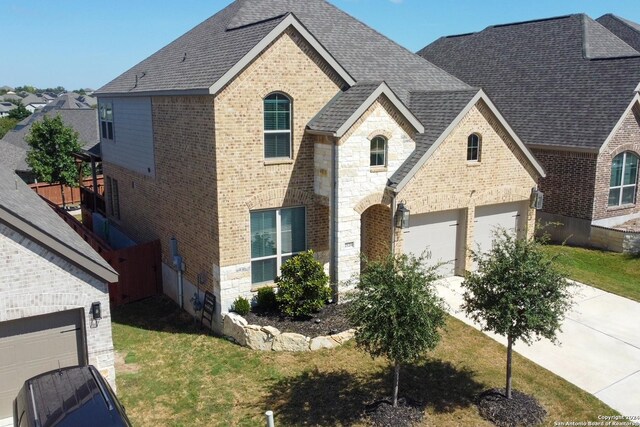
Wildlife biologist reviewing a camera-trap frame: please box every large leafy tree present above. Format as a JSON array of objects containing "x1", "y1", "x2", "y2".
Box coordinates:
[
  {"x1": 461, "y1": 229, "x2": 572, "y2": 399},
  {"x1": 348, "y1": 253, "x2": 446, "y2": 407},
  {"x1": 26, "y1": 115, "x2": 83, "y2": 207}
]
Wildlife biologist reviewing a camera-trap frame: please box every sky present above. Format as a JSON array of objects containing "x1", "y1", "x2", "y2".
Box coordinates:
[{"x1": 3, "y1": 0, "x2": 640, "y2": 90}]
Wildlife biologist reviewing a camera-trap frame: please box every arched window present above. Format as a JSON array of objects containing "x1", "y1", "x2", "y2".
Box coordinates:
[
  {"x1": 467, "y1": 133, "x2": 481, "y2": 161},
  {"x1": 370, "y1": 136, "x2": 387, "y2": 167},
  {"x1": 609, "y1": 152, "x2": 638, "y2": 206},
  {"x1": 264, "y1": 93, "x2": 291, "y2": 158}
]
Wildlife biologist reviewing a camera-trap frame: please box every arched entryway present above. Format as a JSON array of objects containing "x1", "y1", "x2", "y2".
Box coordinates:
[{"x1": 360, "y1": 204, "x2": 392, "y2": 271}]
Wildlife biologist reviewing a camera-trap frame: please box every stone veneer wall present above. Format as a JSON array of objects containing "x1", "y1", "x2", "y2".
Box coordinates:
[
  {"x1": 333, "y1": 97, "x2": 416, "y2": 283},
  {"x1": 212, "y1": 28, "x2": 344, "y2": 313},
  {"x1": 399, "y1": 100, "x2": 538, "y2": 270},
  {"x1": 0, "y1": 224, "x2": 115, "y2": 388},
  {"x1": 593, "y1": 105, "x2": 640, "y2": 222}
]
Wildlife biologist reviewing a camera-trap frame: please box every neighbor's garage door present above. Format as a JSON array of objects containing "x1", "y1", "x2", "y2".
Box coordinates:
[
  {"x1": 0, "y1": 309, "x2": 86, "y2": 419},
  {"x1": 403, "y1": 209, "x2": 461, "y2": 277},
  {"x1": 474, "y1": 202, "x2": 523, "y2": 255}
]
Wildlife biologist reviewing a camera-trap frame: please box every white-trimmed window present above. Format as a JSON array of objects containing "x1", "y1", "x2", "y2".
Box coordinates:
[
  {"x1": 250, "y1": 207, "x2": 306, "y2": 284},
  {"x1": 264, "y1": 93, "x2": 291, "y2": 158},
  {"x1": 609, "y1": 152, "x2": 638, "y2": 206},
  {"x1": 100, "y1": 102, "x2": 114, "y2": 141},
  {"x1": 370, "y1": 136, "x2": 387, "y2": 167},
  {"x1": 467, "y1": 133, "x2": 481, "y2": 161}
]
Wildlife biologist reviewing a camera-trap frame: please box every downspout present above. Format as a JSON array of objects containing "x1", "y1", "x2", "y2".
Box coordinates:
[
  {"x1": 390, "y1": 191, "x2": 397, "y2": 255},
  {"x1": 330, "y1": 137, "x2": 339, "y2": 298}
]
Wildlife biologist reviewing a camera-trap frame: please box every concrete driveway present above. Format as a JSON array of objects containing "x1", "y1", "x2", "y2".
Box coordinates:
[{"x1": 437, "y1": 277, "x2": 640, "y2": 419}]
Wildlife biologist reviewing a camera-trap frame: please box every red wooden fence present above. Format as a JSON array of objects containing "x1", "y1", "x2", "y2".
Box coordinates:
[
  {"x1": 43, "y1": 197, "x2": 161, "y2": 307},
  {"x1": 30, "y1": 176, "x2": 104, "y2": 207}
]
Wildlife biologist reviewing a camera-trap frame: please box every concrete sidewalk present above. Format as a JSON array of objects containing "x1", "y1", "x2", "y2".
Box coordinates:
[{"x1": 437, "y1": 277, "x2": 640, "y2": 419}]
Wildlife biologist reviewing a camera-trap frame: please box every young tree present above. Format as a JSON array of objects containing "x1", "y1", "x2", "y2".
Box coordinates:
[
  {"x1": 461, "y1": 229, "x2": 573, "y2": 399},
  {"x1": 8, "y1": 102, "x2": 31, "y2": 121},
  {"x1": 26, "y1": 115, "x2": 83, "y2": 208},
  {"x1": 0, "y1": 117, "x2": 18, "y2": 139},
  {"x1": 348, "y1": 253, "x2": 447, "y2": 407}
]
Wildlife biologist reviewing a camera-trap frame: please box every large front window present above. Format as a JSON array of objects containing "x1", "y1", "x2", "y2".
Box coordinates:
[
  {"x1": 264, "y1": 93, "x2": 291, "y2": 158},
  {"x1": 251, "y1": 207, "x2": 306, "y2": 284},
  {"x1": 609, "y1": 152, "x2": 638, "y2": 206}
]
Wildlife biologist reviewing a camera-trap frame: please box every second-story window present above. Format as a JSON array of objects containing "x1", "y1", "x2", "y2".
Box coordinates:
[
  {"x1": 370, "y1": 136, "x2": 387, "y2": 167},
  {"x1": 264, "y1": 93, "x2": 291, "y2": 159},
  {"x1": 100, "y1": 102, "x2": 114, "y2": 141},
  {"x1": 467, "y1": 133, "x2": 481, "y2": 161}
]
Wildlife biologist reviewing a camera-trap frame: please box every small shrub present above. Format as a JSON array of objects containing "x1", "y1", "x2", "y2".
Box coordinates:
[
  {"x1": 256, "y1": 287, "x2": 278, "y2": 312},
  {"x1": 231, "y1": 296, "x2": 250, "y2": 316},
  {"x1": 275, "y1": 250, "x2": 331, "y2": 318}
]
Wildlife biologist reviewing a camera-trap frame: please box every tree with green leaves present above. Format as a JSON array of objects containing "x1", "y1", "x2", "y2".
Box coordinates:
[
  {"x1": 348, "y1": 253, "x2": 447, "y2": 407},
  {"x1": 8, "y1": 102, "x2": 31, "y2": 121},
  {"x1": 26, "y1": 115, "x2": 83, "y2": 208},
  {"x1": 0, "y1": 117, "x2": 18, "y2": 139},
  {"x1": 461, "y1": 229, "x2": 573, "y2": 399}
]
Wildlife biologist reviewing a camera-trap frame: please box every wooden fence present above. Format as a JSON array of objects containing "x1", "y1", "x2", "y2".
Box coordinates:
[
  {"x1": 30, "y1": 176, "x2": 104, "y2": 207},
  {"x1": 43, "y1": 197, "x2": 161, "y2": 307}
]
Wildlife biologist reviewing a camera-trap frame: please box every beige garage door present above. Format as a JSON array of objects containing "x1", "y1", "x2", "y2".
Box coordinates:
[{"x1": 0, "y1": 309, "x2": 86, "y2": 419}]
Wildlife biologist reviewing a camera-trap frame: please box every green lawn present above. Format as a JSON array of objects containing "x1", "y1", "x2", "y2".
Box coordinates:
[
  {"x1": 542, "y1": 244, "x2": 640, "y2": 302},
  {"x1": 112, "y1": 296, "x2": 616, "y2": 426}
]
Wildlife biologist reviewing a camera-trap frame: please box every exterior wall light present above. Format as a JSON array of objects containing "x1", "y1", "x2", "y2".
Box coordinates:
[{"x1": 395, "y1": 203, "x2": 410, "y2": 228}]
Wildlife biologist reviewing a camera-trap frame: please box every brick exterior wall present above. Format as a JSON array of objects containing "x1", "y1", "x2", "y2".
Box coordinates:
[
  {"x1": 531, "y1": 148, "x2": 598, "y2": 220},
  {"x1": 593, "y1": 104, "x2": 640, "y2": 221},
  {"x1": 102, "y1": 95, "x2": 218, "y2": 297},
  {"x1": 399, "y1": 100, "x2": 538, "y2": 270},
  {"x1": 361, "y1": 204, "x2": 392, "y2": 263},
  {"x1": 210, "y1": 28, "x2": 344, "y2": 312},
  {"x1": 0, "y1": 224, "x2": 115, "y2": 388}
]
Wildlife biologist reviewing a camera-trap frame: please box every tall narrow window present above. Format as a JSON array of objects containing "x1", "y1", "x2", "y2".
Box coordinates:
[
  {"x1": 99, "y1": 102, "x2": 114, "y2": 141},
  {"x1": 370, "y1": 136, "x2": 387, "y2": 167},
  {"x1": 264, "y1": 93, "x2": 291, "y2": 158},
  {"x1": 609, "y1": 152, "x2": 638, "y2": 206},
  {"x1": 106, "y1": 176, "x2": 120, "y2": 220},
  {"x1": 250, "y1": 207, "x2": 306, "y2": 284},
  {"x1": 467, "y1": 134, "x2": 481, "y2": 161}
]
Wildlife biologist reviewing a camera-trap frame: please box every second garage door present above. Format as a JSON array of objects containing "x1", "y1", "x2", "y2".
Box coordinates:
[
  {"x1": 403, "y1": 209, "x2": 463, "y2": 277},
  {"x1": 474, "y1": 202, "x2": 524, "y2": 255},
  {"x1": 0, "y1": 309, "x2": 86, "y2": 419}
]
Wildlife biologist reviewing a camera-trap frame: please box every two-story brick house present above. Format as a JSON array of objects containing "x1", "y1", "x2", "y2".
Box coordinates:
[
  {"x1": 420, "y1": 14, "x2": 640, "y2": 251},
  {"x1": 95, "y1": 0, "x2": 544, "y2": 330}
]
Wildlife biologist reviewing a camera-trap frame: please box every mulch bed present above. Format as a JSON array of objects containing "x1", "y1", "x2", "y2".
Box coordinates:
[
  {"x1": 477, "y1": 388, "x2": 547, "y2": 427},
  {"x1": 243, "y1": 302, "x2": 353, "y2": 337},
  {"x1": 364, "y1": 398, "x2": 424, "y2": 427}
]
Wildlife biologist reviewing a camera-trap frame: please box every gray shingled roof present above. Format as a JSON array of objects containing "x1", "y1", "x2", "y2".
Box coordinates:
[
  {"x1": 0, "y1": 109, "x2": 99, "y2": 172},
  {"x1": 96, "y1": 0, "x2": 470, "y2": 102},
  {"x1": 0, "y1": 164, "x2": 116, "y2": 280},
  {"x1": 388, "y1": 89, "x2": 480, "y2": 188},
  {"x1": 307, "y1": 82, "x2": 382, "y2": 133},
  {"x1": 598, "y1": 14, "x2": 640, "y2": 52},
  {"x1": 419, "y1": 14, "x2": 640, "y2": 151},
  {"x1": 43, "y1": 93, "x2": 97, "y2": 111}
]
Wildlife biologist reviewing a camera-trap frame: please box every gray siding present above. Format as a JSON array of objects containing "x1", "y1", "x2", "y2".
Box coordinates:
[{"x1": 100, "y1": 97, "x2": 155, "y2": 177}]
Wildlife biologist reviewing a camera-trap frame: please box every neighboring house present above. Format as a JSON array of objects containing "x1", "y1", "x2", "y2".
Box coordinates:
[
  {"x1": 20, "y1": 93, "x2": 47, "y2": 112},
  {"x1": 0, "y1": 86, "x2": 13, "y2": 92},
  {"x1": 0, "y1": 165, "x2": 118, "y2": 421},
  {"x1": 95, "y1": 0, "x2": 545, "y2": 330},
  {"x1": 419, "y1": 14, "x2": 640, "y2": 248},
  {"x1": 0, "y1": 108, "x2": 100, "y2": 182},
  {"x1": 45, "y1": 92, "x2": 97, "y2": 110},
  {"x1": 0, "y1": 101, "x2": 16, "y2": 118}
]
